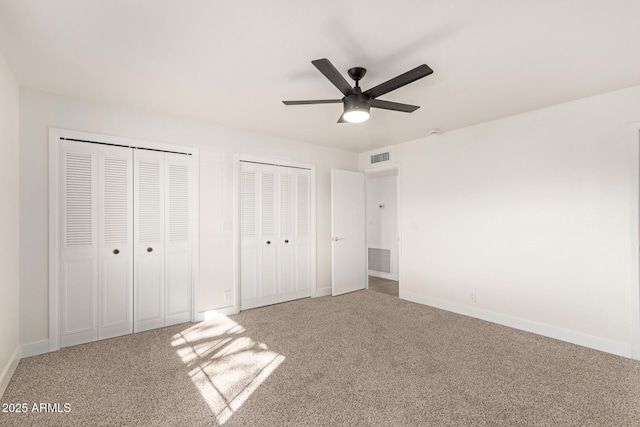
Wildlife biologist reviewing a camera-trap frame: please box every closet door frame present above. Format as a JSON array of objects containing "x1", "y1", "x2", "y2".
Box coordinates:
[
  {"x1": 49, "y1": 128, "x2": 200, "y2": 352},
  {"x1": 234, "y1": 155, "x2": 317, "y2": 314}
]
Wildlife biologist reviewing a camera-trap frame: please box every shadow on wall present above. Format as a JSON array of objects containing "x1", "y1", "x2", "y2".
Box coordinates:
[{"x1": 171, "y1": 317, "x2": 285, "y2": 425}]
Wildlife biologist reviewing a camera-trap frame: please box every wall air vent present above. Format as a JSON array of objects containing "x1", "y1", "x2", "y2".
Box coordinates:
[
  {"x1": 368, "y1": 248, "x2": 391, "y2": 274},
  {"x1": 370, "y1": 151, "x2": 390, "y2": 165}
]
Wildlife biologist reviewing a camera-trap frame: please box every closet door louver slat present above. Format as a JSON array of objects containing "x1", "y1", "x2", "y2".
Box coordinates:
[
  {"x1": 138, "y1": 161, "x2": 162, "y2": 243},
  {"x1": 241, "y1": 170, "x2": 257, "y2": 239},
  {"x1": 169, "y1": 164, "x2": 189, "y2": 242},
  {"x1": 297, "y1": 174, "x2": 309, "y2": 238},
  {"x1": 64, "y1": 152, "x2": 94, "y2": 247},
  {"x1": 280, "y1": 173, "x2": 293, "y2": 237},
  {"x1": 262, "y1": 172, "x2": 275, "y2": 237},
  {"x1": 103, "y1": 157, "x2": 129, "y2": 244}
]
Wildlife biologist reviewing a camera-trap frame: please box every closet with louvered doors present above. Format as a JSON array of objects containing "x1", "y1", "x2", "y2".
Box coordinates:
[
  {"x1": 58, "y1": 139, "x2": 193, "y2": 348},
  {"x1": 240, "y1": 161, "x2": 311, "y2": 310}
]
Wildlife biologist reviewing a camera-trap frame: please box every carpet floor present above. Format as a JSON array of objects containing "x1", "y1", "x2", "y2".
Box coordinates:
[{"x1": 2, "y1": 290, "x2": 640, "y2": 426}]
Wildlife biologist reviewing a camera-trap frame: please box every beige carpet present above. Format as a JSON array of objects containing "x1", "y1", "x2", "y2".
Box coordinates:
[{"x1": 2, "y1": 290, "x2": 640, "y2": 426}]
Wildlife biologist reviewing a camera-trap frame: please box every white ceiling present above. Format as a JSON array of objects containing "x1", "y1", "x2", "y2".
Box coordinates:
[{"x1": 1, "y1": 1, "x2": 640, "y2": 153}]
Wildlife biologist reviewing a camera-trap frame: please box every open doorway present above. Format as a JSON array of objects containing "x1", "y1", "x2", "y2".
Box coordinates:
[{"x1": 366, "y1": 168, "x2": 399, "y2": 297}]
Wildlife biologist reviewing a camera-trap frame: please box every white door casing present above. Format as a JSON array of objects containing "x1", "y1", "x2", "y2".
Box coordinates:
[{"x1": 331, "y1": 169, "x2": 366, "y2": 296}]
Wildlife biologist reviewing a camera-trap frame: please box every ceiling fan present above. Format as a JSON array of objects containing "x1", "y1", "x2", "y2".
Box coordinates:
[{"x1": 283, "y1": 58, "x2": 433, "y2": 123}]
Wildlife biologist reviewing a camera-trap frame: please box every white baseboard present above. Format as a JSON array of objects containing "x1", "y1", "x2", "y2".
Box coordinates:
[
  {"x1": 368, "y1": 270, "x2": 399, "y2": 281},
  {"x1": 195, "y1": 306, "x2": 239, "y2": 321},
  {"x1": 195, "y1": 289, "x2": 332, "y2": 319},
  {"x1": 21, "y1": 340, "x2": 50, "y2": 358},
  {"x1": 0, "y1": 346, "x2": 20, "y2": 398},
  {"x1": 400, "y1": 290, "x2": 631, "y2": 358},
  {"x1": 314, "y1": 287, "x2": 331, "y2": 297}
]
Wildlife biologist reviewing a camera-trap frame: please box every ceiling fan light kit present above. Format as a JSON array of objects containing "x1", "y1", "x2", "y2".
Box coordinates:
[
  {"x1": 342, "y1": 93, "x2": 371, "y2": 123},
  {"x1": 283, "y1": 58, "x2": 433, "y2": 124}
]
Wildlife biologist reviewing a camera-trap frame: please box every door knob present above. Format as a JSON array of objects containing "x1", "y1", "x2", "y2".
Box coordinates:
[
  {"x1": 113, "y1": 249, "x2": 120, "y2": 255},
  {"x1": 266, "y1": 241, "x2": 271, "y2": 245},
  {"x1": 331, "y1": 236, "x2": 344, "y2": 242},
  {"x1": 147, "y1": 247, "x2": 153, "y2": 252},
  {"x1": 284, "y1": 239, "x2": 289, "y2": 243}
]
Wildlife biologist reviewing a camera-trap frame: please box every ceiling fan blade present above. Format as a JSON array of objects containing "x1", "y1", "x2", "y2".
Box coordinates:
[
  {"x1": 282, "y1": 99, "x2": 342, "y2": 105},
  {"x1": 364, "y1": 64, "x2": 433, "y2": 98},
  {"x1": 312, "y1": 58, "x2": 355, "y2": 96},
  {"x1": 370, "y1": 99, "x2": 420, "y2": 113}
]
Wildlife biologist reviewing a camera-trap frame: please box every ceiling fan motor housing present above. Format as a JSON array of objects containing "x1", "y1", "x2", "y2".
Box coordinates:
[{"x1": 344, "y1": 93, "x2": 371, "y2": 111}]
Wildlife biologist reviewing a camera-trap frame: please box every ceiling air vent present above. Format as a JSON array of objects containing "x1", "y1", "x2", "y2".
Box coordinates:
[{"x1": 370, "y1": 151, "x2": 391, "y2": 165}]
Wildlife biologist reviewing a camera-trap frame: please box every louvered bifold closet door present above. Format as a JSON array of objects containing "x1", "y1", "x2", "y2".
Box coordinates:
[
  {"x1": 60, "y1": 141, "x2": 100, "y2": 347},
  {"x1": 164, "y1": 153, "x2": 193, "y2": 326},
  {"x1": 277, "y1": 167, "x2": 295, "y2": 300},
  {"x1": 240, "y1": 162, "x2": 278, "y2": 310},
  {"x1": 134, "y1": 150, "x2": 166, "y2": 332},
  {"x1": 98, "y1": 145, "x2": 134, "y2": 340},
  {"x1": 293, "y1": 169, "x2": 311, "y2": 296},
  {"x1": 240, "y1": 163, "x2": 259, "y2": 310},
  {"x1": 240, "y1": 162, "x2": 311, "y2": 310},
  {"x1": 277, "y1": 167, "x2": 311, "y2": 304}
]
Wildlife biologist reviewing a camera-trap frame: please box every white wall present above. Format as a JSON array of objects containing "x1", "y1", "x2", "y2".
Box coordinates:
[
  {"x1": 19, "y1": 88, "x2": 358, "y2": 347},
  {"x1": 0, "y1": 50, "x2": 20, "y2": 396},
  {"x1": 360, "y1": 84, "x2": 640, "y2": 357},
  {"x1": 366, "y1": 174, "x2": 398, "y2": 280}
]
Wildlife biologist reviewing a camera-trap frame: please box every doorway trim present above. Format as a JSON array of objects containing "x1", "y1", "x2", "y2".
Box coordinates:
[
  {"x1": 364, "y1": 164, "x2": 402, "y2": 291},
  {"x1": 48, "y1": 127, "x2": 200, "y2": 352},
  {"x1": 233, "y1": 154, "x2": 317, "y2": 314},
  {"x1": 630, "y1": 123, "x2": 640, "y2": 360}
]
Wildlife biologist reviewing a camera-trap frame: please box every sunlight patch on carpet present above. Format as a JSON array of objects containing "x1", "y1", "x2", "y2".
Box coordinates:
[{"x1": 173, "y1": 316, "x2": 285, "y2": 424}]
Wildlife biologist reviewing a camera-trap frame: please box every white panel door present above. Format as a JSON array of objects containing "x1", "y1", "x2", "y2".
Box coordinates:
[
  {"x1": 60, "y1": 140, "x2": 99, "y2": 347},
  {"x1": 164, "y1": 153, "x2": 192, "y2": 326},
  {"x1": 134, "y1": 149, "x2": 166, "y2": 332},
  {"x1": 331, "y1": 169, "x2": 366, "y2": 296},
  {"x1": 98, "y1": 145, "x2": 133, "y2": 340}
]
